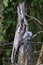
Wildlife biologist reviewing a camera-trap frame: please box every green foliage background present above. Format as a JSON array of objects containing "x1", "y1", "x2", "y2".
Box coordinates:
[
  {"x1": 0, "y1": 0, "x2": 43, "y2": 65},
  {"x1": 0, "y1": 0, "x2": 43, "y2": 42}
]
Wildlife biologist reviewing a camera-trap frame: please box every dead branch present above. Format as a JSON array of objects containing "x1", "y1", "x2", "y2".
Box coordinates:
[
  {"x1": 32, "y1": 31, "x2": 43, "y2": 39},
  {"x1": 25, "y1": 13, "x2": 43, "y2": 26}
]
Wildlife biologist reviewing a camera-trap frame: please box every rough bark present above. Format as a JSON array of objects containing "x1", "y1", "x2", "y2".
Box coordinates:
[
  {"x1": 11, "y1": 2, "x2": 28, "y2": 64},
  {"x1": 11, "y1": 2, "x2": 32, "y2": 65},
  {"x1": 18, "y1": 41, "x2": 33, "y2": 65}
]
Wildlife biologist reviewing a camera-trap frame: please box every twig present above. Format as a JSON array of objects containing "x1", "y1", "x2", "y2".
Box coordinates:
[
  {"x1": 0, "y1": 42, "x2": 43, "y2": 47},
  {"x1": 25, "y1": 13, "x2": 43, "y2": 26},
  {"x1": 33, "y1": 50, "x2": 43, "y2": 54},
  {"x1": 32, "y1": 31, "x2": 43, "y2": 39}
]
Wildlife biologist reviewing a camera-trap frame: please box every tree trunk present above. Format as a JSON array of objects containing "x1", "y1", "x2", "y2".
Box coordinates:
[{"x1": 18, "y1": 42, "x2": 33, "y2": 65}]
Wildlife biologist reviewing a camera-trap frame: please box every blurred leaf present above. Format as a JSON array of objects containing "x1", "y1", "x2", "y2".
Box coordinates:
[
  {"x1": 3, "y1": 0, "x2": 8, "y2": 7},
  {"x1": 6, "y1": 50, "x2": 11, "y2": 56}
]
